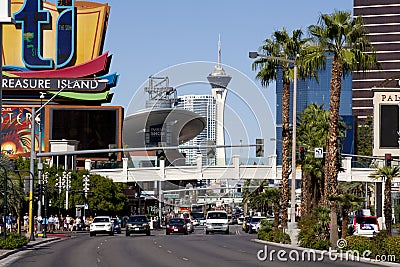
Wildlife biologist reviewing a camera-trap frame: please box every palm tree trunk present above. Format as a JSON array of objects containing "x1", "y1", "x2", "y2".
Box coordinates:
[
  {"x1": 384, "y1": 178, "x2": 392, "y2": 236},
  {"x1": 325, "y1": 59, "x2": 343, "y2": 247},
  {"x1": 300, "y1": 168, "x2": 312, "y2": 217},
  {"x1": 341, "y1": 205, "x2": 350, "y2": 239},
  {"x1": 280, "y1": 80, "x2": 291, "y2": 228}
]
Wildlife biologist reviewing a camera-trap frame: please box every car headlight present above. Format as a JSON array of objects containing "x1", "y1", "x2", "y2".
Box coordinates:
[
  {"x1": 166, "y1": 224, "x2": 170, "y2": 228},
  {"x1": 142, "y1": 223, "x2": 149, "y2": 226}
]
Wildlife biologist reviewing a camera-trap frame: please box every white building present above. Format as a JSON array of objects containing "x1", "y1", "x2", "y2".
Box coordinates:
[{"x1": 178, "y1": 95, "x2": 216, "y2": 165}]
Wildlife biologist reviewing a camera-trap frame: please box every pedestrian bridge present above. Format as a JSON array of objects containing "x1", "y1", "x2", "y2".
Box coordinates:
[{"x1": 87, "y1": 155, "x2": 391, "y2": 184}]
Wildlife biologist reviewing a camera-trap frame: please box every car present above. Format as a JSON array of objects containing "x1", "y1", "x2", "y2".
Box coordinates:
[
  {"x1": 184, "y1": 218, "x2": 194, "y2": 233},
  {"x1": 166, "y1": 218, "x2": 188, "y2": 235},
  {"x1": 237, "y1": 216, "x2": 244, "y2": 225},
  {"x1": 205, "y1": 210, "x2": 229, "y2": 235},
  {"x1": 89, "y1": 216, "x2": 114, "y2": 236},
  {"x1": 248, "y1": 216, "x2": 266, "y2": 234},
  {"x1": 112, "y1": 218, "x2": 122, "y2": 234},
  {"x1": 125, "y1": 215, "x2": 151, "y2": 236},
  {"x1": 352, "y1": 215, "x2": 380, "y2": 237},
  {"x1": 190, "y1": 212, "x2": 205, "y2": 226},
  {"x1": 242, "y1": 216, "x2": 251, "y2": 232}
]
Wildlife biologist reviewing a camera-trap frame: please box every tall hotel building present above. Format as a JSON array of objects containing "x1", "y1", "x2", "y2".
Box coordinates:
[
  {"x1": 275, "y1": 59, "x2": 353, "y2": 165},
  {"x1": 178, "y1": 95, "x2": 216, "y2": 165},
  {"x1": 353, "y1": 1, "x2": 400, "y2": 123}
]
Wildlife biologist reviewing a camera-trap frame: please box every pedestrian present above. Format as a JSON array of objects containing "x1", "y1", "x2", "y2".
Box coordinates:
[
  {"x1": 23, "y1": 213, "x2": 29, "y2": 232},
  {"x1": 6, "y1": 214, "x2": 12, "y2": 232},
  {"x1": 48, "y1": 215, "x2": 55, "y2": 233}
]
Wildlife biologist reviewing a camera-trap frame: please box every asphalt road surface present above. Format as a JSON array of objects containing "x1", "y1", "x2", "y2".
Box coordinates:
[{"x1": 0, "y1": 226, "x2": 389, "y2": 267}]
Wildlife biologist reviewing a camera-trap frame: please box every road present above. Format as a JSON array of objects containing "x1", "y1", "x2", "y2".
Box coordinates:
[{"x1": 0, "y1": 225, "x2": 389, "y2": 267}]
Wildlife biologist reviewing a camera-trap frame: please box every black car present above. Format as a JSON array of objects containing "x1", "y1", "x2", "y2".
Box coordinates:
[
  {"x1": 112, "y1": 218, "x2": 122, "y2": 234},
  {"x1": 125, "y1": 215, "x2": 151, "y2": 236}
]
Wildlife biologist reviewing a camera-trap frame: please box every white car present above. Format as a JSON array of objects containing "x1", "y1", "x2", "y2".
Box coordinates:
[
  {"x1": 90, "y1": 216, "x2": 114, "y2": 236},
  {"x1": 205, "y1": 211, "x2": 229, "y2": 234}
]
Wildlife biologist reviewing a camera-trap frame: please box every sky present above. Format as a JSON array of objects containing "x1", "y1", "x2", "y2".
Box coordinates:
[{"x1": 64, "y1": 0, "x2": 354, "y2": 160}]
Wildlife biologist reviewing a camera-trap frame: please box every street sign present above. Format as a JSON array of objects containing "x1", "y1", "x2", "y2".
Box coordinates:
[
  {"x1": 164, "y1": 193, "x2": 179, "y2": 199},
  {"x1": 314, "y1": 147, "x2": 324, "y2": 158}
]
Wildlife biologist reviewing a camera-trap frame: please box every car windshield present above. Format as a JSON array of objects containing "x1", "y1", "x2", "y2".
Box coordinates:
[
  {"x1": 357, "y1": 217, "x2": 377, "y2": 224},
  {"x1": 207, "y1": 213, "x2": 228, "y2": 219},
  {"x1": 169, "y1": 219, "x2": 184, "y2": 224},
  {"x1": 129, "y1": 216, "x2": 148, "y2": 223},
  {"x1": 191, "y1": 213, "x2": 204, "y2": 219},
  {"x1": 93, "y1": 217, "x2": 110, "y2": 223}
]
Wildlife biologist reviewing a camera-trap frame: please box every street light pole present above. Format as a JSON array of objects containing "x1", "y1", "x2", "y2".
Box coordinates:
[
  {"x1": 28, "y1": 108, "x2": 36, "y2": 241},
  {"x1": 249, "y1": 51, "x2": 298, "y2": 224},
  {"x1": 28, "y1": 83, "x2": 73, "y2": 241},
  {"x1": 37, "y1": 92, "x2": 46, "y2": 220}
]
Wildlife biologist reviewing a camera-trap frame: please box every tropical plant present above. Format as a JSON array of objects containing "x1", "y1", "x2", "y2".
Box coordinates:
[
  {"x1": 356, "y1": 116, "x2": 373, "y2": 167},
  {"x1": 298, "y1": 206, "x2": 331, "y2": 249},
  {"x1": 369, "y1": 166, "x2": 400, "y2": 236},
  {"x1": 297, "y1": 103, "x2": 346, "y2": 215},
  {"x1": 330, "y1": 192, "x2": 363, "y2": 238},
  {"x1": 252, "y1": 28, "x2": 311, "y2": 228},
  {"x1": 305, "y1": 10, "x2": 379, "y2": 246}
]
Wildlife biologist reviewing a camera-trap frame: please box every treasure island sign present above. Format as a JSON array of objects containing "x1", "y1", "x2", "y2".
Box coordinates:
[{"x1": 1, "y1": 0, "x2": 118, "y2": 156}]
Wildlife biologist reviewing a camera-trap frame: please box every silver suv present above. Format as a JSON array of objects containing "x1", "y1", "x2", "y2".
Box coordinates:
[
  {"x1": 205, "y1": 211, "x2": 229, "y2": 234},
  {"x1": 90, "y1": 216, "x2": 114, "y2": 236}
]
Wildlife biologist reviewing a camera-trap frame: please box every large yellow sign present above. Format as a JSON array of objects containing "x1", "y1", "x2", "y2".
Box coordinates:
[{"x1": 3, "y1": 1, "x2": 110, "y2": 68}]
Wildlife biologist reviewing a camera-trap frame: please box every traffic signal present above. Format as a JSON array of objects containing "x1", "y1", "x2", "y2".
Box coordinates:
[
  {"x1": 256, "y1": 139, "x2": 264, "y2": 157},
  {"x1": 385, "y1": 153, "x2": 392, "y2": 167},
  {"x1": 35, "y1": 184, "x2": 42, "y2": 195},
  {"x1": 299, "y1": 146, "x2": 306, "y2": 161}
]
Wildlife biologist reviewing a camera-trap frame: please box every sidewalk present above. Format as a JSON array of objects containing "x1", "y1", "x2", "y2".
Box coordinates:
[{"x1": 0, "y1": 234, "x2": 66, "y2": 260}]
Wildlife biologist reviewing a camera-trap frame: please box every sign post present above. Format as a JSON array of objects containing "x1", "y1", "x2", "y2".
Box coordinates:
[{"x1": 314, "y1": 147, "x2": 324, "y2": 159}]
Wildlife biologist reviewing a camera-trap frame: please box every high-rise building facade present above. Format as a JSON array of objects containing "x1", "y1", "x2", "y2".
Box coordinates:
[
  {"x1": 353, "y1": 1, "x2": 400, "y2": 123},
  {"x1": 275, "y1": 59, "x2": 353, "y2": 165},
  {"x1": 178, "y1": 95, "x2": 216, "y2": 165}
]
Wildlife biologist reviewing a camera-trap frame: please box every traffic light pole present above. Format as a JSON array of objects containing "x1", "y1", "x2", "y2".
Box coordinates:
[{"x1": 28, "y1": 108, "x2": 36, "y2": 241}]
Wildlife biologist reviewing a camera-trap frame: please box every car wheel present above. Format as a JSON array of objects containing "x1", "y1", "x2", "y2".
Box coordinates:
[
  {"x1": 166, "y1": 231, "x2": 170, "y2": 235},
  {"x1": 225, "y1": 229, "x2": 230, "y2": 235},
  {"x1": 205, "y1": 230, "x2": 209, "y2": 235},
  {"x1": 146, "y1": 231, "x2": 151, "y2": 236},
  {"x1": 90, "y1": 232, "x2": 95, "y2": 237},
  {"x1": 110, "y1": 231, "x2": 114, "y2": 236},
  {"x1": 184, "y1": 231, "x2": 188, "y2": 235},
  {"x1": 126, "y1": 231, "x2": 130, "y2": 237}
]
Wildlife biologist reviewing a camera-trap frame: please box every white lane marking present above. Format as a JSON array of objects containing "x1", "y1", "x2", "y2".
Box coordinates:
[
  {"x1": 182, "y1": 257, "x2": 189, "y2": 261},
  {"x1": 167, "y1": 250, "x2": 172, "y2": 254}
]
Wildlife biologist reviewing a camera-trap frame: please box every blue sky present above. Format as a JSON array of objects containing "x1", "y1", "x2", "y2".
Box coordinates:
[
  {"x1": 70, "y1": 0, "x2": 353, "y2": 159},
  {"x1": 93, "y1": 0, "x2": 352, "y2": 109}
]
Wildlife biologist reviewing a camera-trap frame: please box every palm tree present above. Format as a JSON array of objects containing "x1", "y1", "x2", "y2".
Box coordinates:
[
  {"x1": 297, "y1": 104, "x2": 329, "y2": 214},
  {"x1": 369, "y1": 166, "x2": 400, "y2": 236},
  {"x1": 330, "y1": 193, "x2": 363, "y2": 238},
  {"x1": 264, "y1": 188, "x2": 281, "y2": 230},
  {"x1": 305, "y1": 10, "x2": 379, "y2": 246},
  {"x1": 297, "y1": 104, "x2": 346, "y2": 215},
  {"x1": 252, "y1": 28, "x2": 311, "y2": 228}
]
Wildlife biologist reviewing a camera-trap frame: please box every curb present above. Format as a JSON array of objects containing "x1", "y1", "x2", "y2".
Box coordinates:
[
  {"x1": 252, "y1": 239, "x2": 400, "y2": 266},
  {"x1": 0, "y1": 237, "x2": 62, "y2": 260}
]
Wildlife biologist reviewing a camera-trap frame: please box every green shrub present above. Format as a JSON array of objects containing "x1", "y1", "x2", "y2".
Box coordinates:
[
  {"x1": 0, "y1": 233, "x2": 29, "y2": 249},
  {"x1": 344, "y1": 235, "x2": 371, "y2": 256},
  {"x1": 257, "y1": 220, "x2": 274, "y2": 240},
  {"x1": 382, "y1": 236, "x2": 400, "y2": 263},
  {"x1": 298, "y1": 213, "x2": 330, "y2": 250},
  {"x1": 268, "y1": 230, "x2": 291, "y2": 244},
  {"x1": 370, "y1": 230, "x2": 388, "y2": 257}
]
